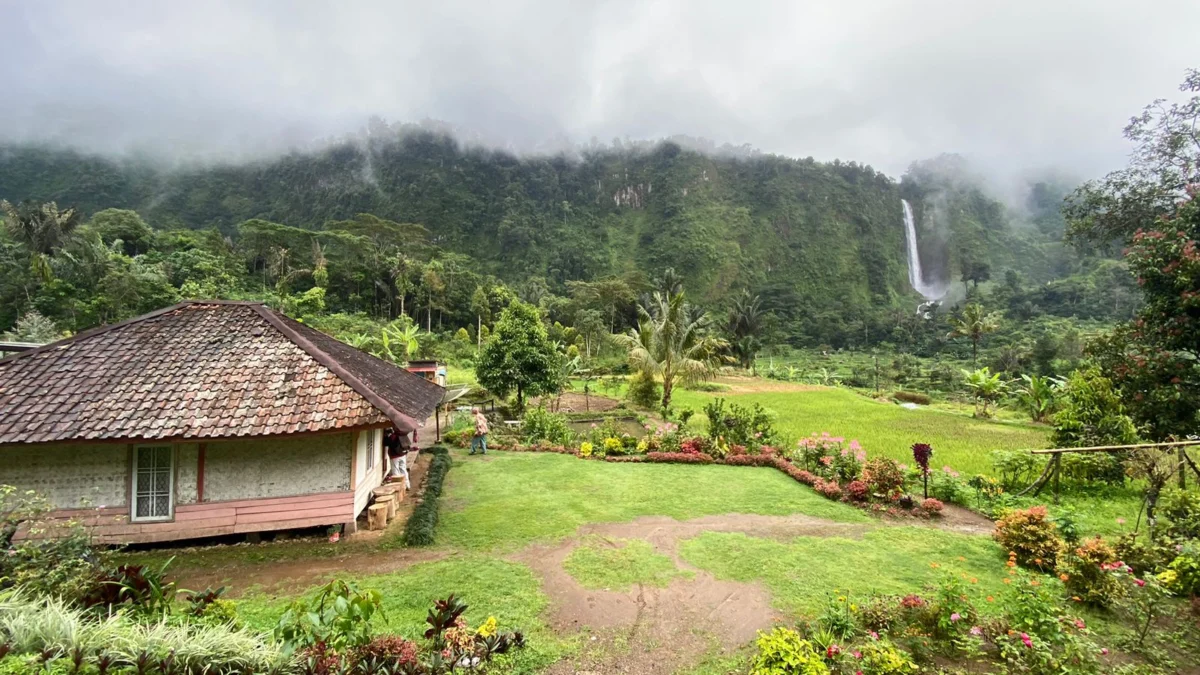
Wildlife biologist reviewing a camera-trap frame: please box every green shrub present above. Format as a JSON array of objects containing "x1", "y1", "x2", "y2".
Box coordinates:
[
  {"x1": 1160, "y1": 488, "x2": 1200, "y2": 540},
  {"x1": 1165, "y1": 541, "x2": 1200, "y2": 597},
  {"x1": 1050, "y1": 367, "x2": 1137, "y2": 449},
  {"x1": 892, "y1": 391, "x2": 931, "y2": 405},
  {"x1": 702, "y1": 398, "x2": 777, "y2": 449},
  {"x1": 859, "y1": 640, "x2": 918, "y2": 674},
  {"x1": 402, "y1": 447, "x2": 452, "y2": 547},
  {"x1": 927, "y1": 468, "x2": 971, "y2": 506},
  {"x1": 626, "y1": 371, "x2": 661, "y2": 409},
  {"x1": 521, "y1": 406, "x2": 574, "y2": 445},
  {"x1": 994, "y1": 506, "x2": 1063, "y2": 571},
  {"x1": 1058, "y1": 537, "x2": 1123, "y2": 607},
  {"x1": 274, "y1": 579, "x2": 384, "y2": 651},
  {"x1": 749, "y1": 627, "x2": 828, "y2": 675},
  {"x1": 861, "y1": 457, "x2": 906, "y2": 497},
  {"x1": 990, "y1": 450, "x2": 1043, "y2": 491},
  {"x1": 0, "y1": 486, "x2": 101, "y2": 604}
]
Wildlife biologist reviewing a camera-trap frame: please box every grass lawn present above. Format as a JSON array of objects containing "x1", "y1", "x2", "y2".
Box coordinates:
[
  {"x1": 563, "y1": 536, "x2": 692, "y2": 590},
  {"x1": 235, "y1": 555, "x2": 571, "y2": 674},
  {"x1": 437, "y1": 449, "x2": 870, "y2": 551},
  {"x1": 680, "y1": 527, "x2": 1021, "y2": 617},
  {"x1": 670, "y1": 387, "x2": 1049, "y2": 477}
]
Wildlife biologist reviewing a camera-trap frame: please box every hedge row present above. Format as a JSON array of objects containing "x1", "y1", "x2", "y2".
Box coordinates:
[{"x1": 402, "y1": 446, "x2": 453, "y2": 547}]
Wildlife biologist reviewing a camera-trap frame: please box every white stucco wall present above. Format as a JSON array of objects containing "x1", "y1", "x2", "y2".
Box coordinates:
[
  {"x1": 202, "y1": 433, "x2": 353, "y2": 503},
  {"x1": 0, "y1": 444, "x2": 128, "y2": 509},
  {"x1": 353, "y1": 429, "x2": 385, "y2": 517},
  {"x1": 176, "y1": 443, "x2": 199, "y2": 505}
]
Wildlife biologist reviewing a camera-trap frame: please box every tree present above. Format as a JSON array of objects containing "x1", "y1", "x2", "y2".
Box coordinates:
[
  {"x1": 1064, "y1": 69, "x2": 1200, "y2": 248},
  {"x1": 1088, "y1": 198, "x2": 1200, "y2": 440},
  {"x1": 947, "y1": 303, "x2": 1001, "y2": 365},
  {"x1": 1016, "y1": 374, "x2": 1062, "y2": 423},
  {"x1": 475, "y1": 301, "x2": 559, "y2": 411},
  {"x1": 962, "y1": 367, "x2": 1006, "y2": 418},
  {"x1": 1051, "y1": 367, "x2": 1138, "y2": 448},
  {"x1": 1, "y1": 200, "x2": 80, "y2": 281},
  {"x1": 615, "y1": 288, "x2": 728, "y2": 412},
  {"x1": 567, "y1": 276, "x2": 635, "y2": 333},
  {"x1": 727, "y1": 290, "x2": 764, "y2": 370},
  {"x1": 573, "y1": 308, "x2": 606, "y2": 359},
  {"x1": 420, "y1": 261, "x2": 445, "y2": 333},
  {"x1": 1, "y1": 310, "x2": 60, "y2": 343},
  {"x1": 470, "y1": 285, "x2": 490, "y2": 350}
]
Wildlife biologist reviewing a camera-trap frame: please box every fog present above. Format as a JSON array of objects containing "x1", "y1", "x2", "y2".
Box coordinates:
[{"x1": 2, "y1": 0, "x2": 1197, "y2": 178}]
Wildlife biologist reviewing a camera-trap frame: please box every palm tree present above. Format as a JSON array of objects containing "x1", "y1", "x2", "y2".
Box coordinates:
[
  {"x1": 1016, "y1": 373, "x2": 1063, "y2": 423},
  {"x1": 947, "y1": 303, "x2": 1001, "y2": 366},
  {"x1": 727, "y1": 290, "x2": 764, "y2": 370},
  {"x1": 1, "y1": 200, "x2": 81, "y2": 281},
  {"x1": 962, "y1": 367, "x2": 1007, "y2": 418},
  {"x1": 615, "y1": 289, "x2": 728, "y2": 411}
]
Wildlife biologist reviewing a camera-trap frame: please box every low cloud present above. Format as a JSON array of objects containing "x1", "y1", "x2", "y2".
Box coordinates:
[{"x1": 2, "y1": 0, "x2": 1197, "y2": 177}]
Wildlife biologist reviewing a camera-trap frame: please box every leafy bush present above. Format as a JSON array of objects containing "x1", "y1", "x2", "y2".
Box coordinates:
[
  {"x1": 0, "y1": 487, "x2": 101, "y2": 604},
  {"x1": 1165, "y1": 541, "x2": 1200, "y2": 597},
  {"x1": 644, "y1": 452, "x2": 713, "y2": 465},
  {"x1": 990, "y1": 450, "x2": 1043, "y2": 491},
  {"x1": 703, "y1": 398, "x2": 777, "y2": 449},
  {"x1": 352, "y1": 634, "x2": 420, "y2": 671},
  {"x1": 892, "y1": 391, "x2": 931, "y2": 405},
  {"x1": 1057, "y1": 537, "x2": 1123, "y2": 607},
  {"x1": 1050, "y1": 367, "x2": 1137, "y2": 449},
  {"x1": 1160, "y1": 488, "x2": 1200, "y2": 540},
  {"x1": 830, "y1": 443, "x2": 865, "y2": 482},
  {"x1": 813, "y1": 479, "x2": 842, "y2": 501},
  {"x1": 723, "y1": 454, "x2": 777, "y2": 467},
  {"x1": 861, "y1": 458, "x2": 906, "y2": 497},
  {"x1": 626, "y1": 371, "x2": 661, "y2": 409},
  {"x1": 1061, "y1": 451, "x2": 1128, "y2": 485},
  {"x1": 749, "y1": 627, "x2": 828, "y2": 675},
  {"x1": 918, "y1": 498, "x2": 944, "y2": 516},
  {"x1": 927, "y1": 467, "x2": 970, "y2": 506},
  {"x1": 859, "y1": 639, "x2": 918, "y2": 674},
  {"x1": 845, "y1": 480, "x2": 870, "y2": 502},
  {"x1": 274, "y1": 579, "x2": 385, "y2": 652},
  {"x1": 402, "y1": 446, "x2": 452, "y2": 547},
  {"x1": 84, "y1": 561, "x2": 178, "y2": 619},
  {"x1": 521, "y1": 406, "x2": 574, "y2": 445},
  {"x1": 994, "y1": 506, "x2": 1063, "y2": 571}
]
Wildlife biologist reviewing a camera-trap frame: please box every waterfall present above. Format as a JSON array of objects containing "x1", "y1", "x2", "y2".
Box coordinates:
[{"x1": 902, "y1": 199, "x2": 946, "y2": 301}]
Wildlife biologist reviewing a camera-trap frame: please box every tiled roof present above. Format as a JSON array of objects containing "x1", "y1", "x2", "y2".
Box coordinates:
[{"x1": 0, "y1": 302, "x2": 444, "y2": 445}]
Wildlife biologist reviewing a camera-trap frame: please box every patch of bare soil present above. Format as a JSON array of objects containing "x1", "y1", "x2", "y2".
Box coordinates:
[
  {"x1": 519, "y1": 514, "x2": 871, "y2": 675},
  {"x1": 932, "y1": 505, "x2": 996, "y2": 536},
  {"x1": 714, "y1": 375, "x2": 825, "y2": 394},
  {"x1": 532, "y1": 392, "x2": 623, "y2": 413}
]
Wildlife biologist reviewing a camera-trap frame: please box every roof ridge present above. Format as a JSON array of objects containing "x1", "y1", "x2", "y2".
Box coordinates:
[
  {"x1": 0, "y1": 302, "x2": 194, "y2": 366},
  {"x1": 0, "y1": 300, "x2": 270, "y2": 366},
  {"x1": 250, "y1": 305, "x2": 423, "y2": 432}
]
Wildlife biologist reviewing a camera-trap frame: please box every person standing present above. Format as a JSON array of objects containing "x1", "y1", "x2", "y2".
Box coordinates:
[
  {"x1": 386, "y1": 427, "x2": 411, "y2": 489},
  {"x1": 469, "y1": 408, "x2": 489, "y2": 455}
]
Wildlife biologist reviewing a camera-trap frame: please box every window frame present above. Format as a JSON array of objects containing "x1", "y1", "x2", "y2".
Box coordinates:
[{"x1": 130, "y1": 444, "x2": 175, "y2": 522}]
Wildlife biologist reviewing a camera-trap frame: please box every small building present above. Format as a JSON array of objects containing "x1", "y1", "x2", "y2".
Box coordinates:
[
  {"x1": 405, "y1": 359, "x2": 447, "y2": 387},
  {"x1": 0, "y1": 301, "x2": 443, "y2": 544}
]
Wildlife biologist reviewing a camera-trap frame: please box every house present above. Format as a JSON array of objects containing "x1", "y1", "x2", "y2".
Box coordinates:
[
  {"x1": 0, "y1": 301, "x2": 444, "y2": 544},
  {"x1": 405, "y1": 360, "x2": 447, "y2": 387}
]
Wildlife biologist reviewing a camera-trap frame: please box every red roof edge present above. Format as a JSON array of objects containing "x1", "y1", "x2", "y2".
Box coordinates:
[{"x1": 251, "y1": 305, "x2": 423, "y2": 433}]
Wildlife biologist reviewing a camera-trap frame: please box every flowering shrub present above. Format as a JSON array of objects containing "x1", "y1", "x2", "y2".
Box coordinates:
[
  {"x1": 795, "y1": 432, "x2": 845, "y2": 471},
  {"x1": 679, "y1": 436, "x2": 711, "y2": 455},
  {"x1": 861, "y1": 457, "x2": 906, "y2": 497},
  {"x1": 813, "y1": 479, "x2": 843, "y2": 501},
  {"x1": 579, "y1": 442, "x2": 594, "y2": 458},
  {"x1": 749, "y1": 627, "x2": 829, "y2": 675},
  {"x1": 845, "y1": 480, "x2": 870, "y2": 502},
  {"x1": 644, "y1": 452, "x2": 714, "y2": 464},
  {"x1": 830, "y1": 442, "x2": 866, "y2": 482},
  {"x1": 521, "y1": 406, "x2": 575, "y2": 446},
  {"x1": 918, "y1": 498, "x2": 944, "y2": 516},
  {"x1": 1165, "y1": 541, "x2": 1200, "y2": 596},
  {"x1": 704, "y1": 398, "x2": 778, "y2": 450},
  {"x1": 928, "y1": 466, "x2": 971, "y2": 506},
  {"x1": 1057, "y1": 537, "x2": 1124, "y2": 607},
  {"x1": 603, "y1": 437, "x2": 625, "y2": 456},
  {"x1": 994, "y1": 506, "x2": 1063, "y2": 571}
]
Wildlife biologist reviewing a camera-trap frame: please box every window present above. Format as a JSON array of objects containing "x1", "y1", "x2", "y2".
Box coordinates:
[
  {"x1": 366, "y1": 430, "x2": 377, "y2": 470},
  {"x1": 132, "y1": 445, "x2": 174, "y2": 521}
]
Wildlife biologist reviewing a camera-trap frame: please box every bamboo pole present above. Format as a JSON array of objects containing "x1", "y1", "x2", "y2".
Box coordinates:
[{"x1": 1028, "y1": 440, "x2": 1200, "y2": 455}]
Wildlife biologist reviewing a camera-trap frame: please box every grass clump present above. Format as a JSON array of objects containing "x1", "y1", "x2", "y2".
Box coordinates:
[
  {"x1": 402, "y1": 446, "x2": 453, "y2": 547},
  {"x1": 563, "y1": 537, "x2": 691, "y2": 590}
]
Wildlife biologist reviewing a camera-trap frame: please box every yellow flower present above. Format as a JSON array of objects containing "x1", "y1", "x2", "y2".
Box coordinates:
[
  {"x1": 477, "y1": 616, "x2": 498, "y2": 638},
  {"x1": 850, "y1": 604, "x2": 858, "y2": 612},
  {"x1": 579, "y1": 442, "x2": 594, "y2": 457}
]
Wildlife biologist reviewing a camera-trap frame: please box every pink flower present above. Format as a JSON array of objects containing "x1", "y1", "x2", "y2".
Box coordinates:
[
  {"x1": 1021, "y1": 633, "x2": 1033, "y2": 649},
  {"x1": 868, "y1": 631, "x2": 879, "y2": 640},
  {"x1": 1116, "y1": 518, "x2": 1126, "y2": 525},
  {"x1": 1134, "y1": 578, "x2": 1146, "y2": 587},
  {"x1": 820, "y1": 456, "x2": 833, "y2": 466},
  {"x1": 950, "y1": 612, "x2": 961, "y2": 622},
  {"x1": 826, "y1": 644, "x2": 841, "y2": 658},
  {"x1": 970, "y1": 626, "x2": 983, "y2": 636},
  {"x1": 852, "y1": 651, "x2": 862, "y2": 659},
  {"x1": 1074, "y1": 619, "x2": 1086, "y2": 630},
  {"x1": 1100, "y1": 648, "x2": 1109, "y2": 656}
]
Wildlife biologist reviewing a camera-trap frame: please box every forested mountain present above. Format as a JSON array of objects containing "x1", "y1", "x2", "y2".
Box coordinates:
[{"x1": 0, "y1": 126, "x2": 1124, "y2": 344}]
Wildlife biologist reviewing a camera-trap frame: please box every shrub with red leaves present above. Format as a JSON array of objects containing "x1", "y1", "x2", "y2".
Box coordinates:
[
  {"x1": 845, "y1": 480, "x2": 870, "y2": 502},
  {"x1": 729, "y1": 444, "x2": 748, "y2": 456},
  {"x1": 919, "y1": 498, "x2": 944, "y2": 516},
  {"x1": 604, "y1": 455, "x2": 645, "y2": 463},
  {"x1": 723, "y1": 454, "x2": 776, "y2": 467},
  {"x1": 645, "y1": 452, "x2": 714, "y2": 464},
  {"x1": 813, "y1": 479, "x2": 843, "y2": 500},
  {"x1": 352, "y1": 635, "x2": 419, "y2": 669}
]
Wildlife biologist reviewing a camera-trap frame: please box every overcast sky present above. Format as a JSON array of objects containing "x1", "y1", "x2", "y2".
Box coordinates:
[{"x1": 1, "y1": 0, "x2": 1197, "y2": 179}]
